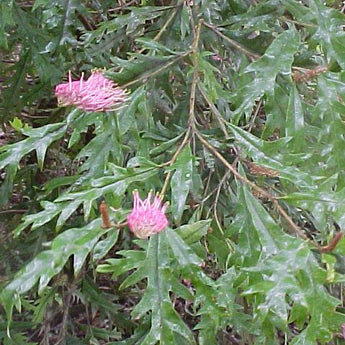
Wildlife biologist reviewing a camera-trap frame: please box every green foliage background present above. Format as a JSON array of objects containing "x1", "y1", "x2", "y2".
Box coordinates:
[{"x1": 2, "y1": 0, "x2": 345, "y2": 344}]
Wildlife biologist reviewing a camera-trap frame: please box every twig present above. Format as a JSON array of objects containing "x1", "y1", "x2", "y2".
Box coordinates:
[
  {"x1": 319, "y1": 232, "x2": 343, "y2": 253},
  {"x1": 160, "y1": 128, "x2": 192, "y2": 198},
  {"x1": 76, "y1": 12, "x2": 94, "y2": 31},
  {"x1": 108, "y1": 0, "x2": 138, "y2": 12},
  {"x1": 122, "y1": 51, "x2": 191, "y2": 88},
  {"x1": 0, "y1": 209, "x2": 27, "y2": 214},
  {"x1": 203, "y1": 21, "x2": 260, "y2": 61},
  {"x1": 139, "y1": 0, "x2": 184, "y2": 53},
  {"x1": 197, "y1": 80, "x2": 230, "y2": 138},
  {"x1": 201, "y1": 171, "x2": 214, "y2": 204},
  {"x1": 159, "y1": 20, "x2": 204, "y2": 198},
  {"x1": 19, "y1": 112, "x2": 50, "y2": 119},
  {"x1": 245, "y1": 99, "x2": 262, "y2": 133},
  {"x1": 188, "y1": 19, "x2": 203, "y2": 128},
  {"x1": 127, "y1": 2, "x2": 184, "y2": 57},
  {"x1": 279, "y1": 16, "x2": 317, "y2": 28},
  {"x1": 57, "y1": 290, "x2": 71, "y2": 345},
  {"x1": 212, "y1": 172, "x2": 230, "y2": 235}
]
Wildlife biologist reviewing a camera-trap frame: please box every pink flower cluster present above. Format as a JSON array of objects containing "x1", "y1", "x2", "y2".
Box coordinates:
[
  {"x1": 55, "y1": 70, "x2": 128, "y2": 112},
  {"x1": 127, "y1": 191, "x2": 169, "y2": 239}
]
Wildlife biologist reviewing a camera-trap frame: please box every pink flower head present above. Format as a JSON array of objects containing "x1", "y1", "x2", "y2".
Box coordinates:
[
  {"x1": 127, "y1": 191, "x2": 169, "y2": 239},
  {"x1": 55, "y1": 70, "x2": 129, "y2": 112}
]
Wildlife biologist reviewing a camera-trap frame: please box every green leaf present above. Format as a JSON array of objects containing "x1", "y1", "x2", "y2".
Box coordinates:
[
  {"x1": 99, "y1": 232, "x2": 196, "y2": 345},
  {"x1": 231, "y1": 27, "x2": 300, "y2": 122},
  {"x1": 0, "y1": 123, "x2": 67, "y2": 171},
  {"x1": 0, "y1": 164, "x2": 17, "y2": 207},
  {"x1": 134, "y1": 233, "x2": 196, "y2": 344},
  {"x1": 314, "y1": 75, "x2": 345, "y2": 170},
  {"x1": 242, "y1": 185, "x2": 293, "y2": 256},
  {"x1": 180, "y1": 5, "x2": 190, "y2": 40},
  {"x1": 175, "y1": 220, "x2": 211, "y2": 244},
  {"x1": 135, "y1": 38, "x2": 182, "y2": 55},
  {"x1": 93, "y1": 230, "x2": 119, "y2": 260},
  {"x1": 31, "y1": 288, "x2": 57, "y2": 323},
  {"x1": 170, "y1": 145, "x2": 193, "y2": 224},
  {"x1": 280, "y1": 175, "x2": 345, "y2": 230},
  {"x1": 286, "y1": 85, "x2": 305, "y2": 151},
  {"x1": 108, "y1": 54, "x2": 177, "y2": 85},
  {"x1": 14, "y1": 201, "x2": 64, "y2": 236},
  {"x1": 0, "y1": 220, "x2": 110, "y2": 322},
  {"x1": 227, "y1": 123, "x2": 313, "y2": 188},
  {"x1": 309, "y1": 0, "x2": 345, "y2": 69},
  {"x1": 149, "y1": 133, "x2": 184, "y2": 157},
  {"x1": 118, "y1": 86, "x2": 146, "y2": 136},
  {"x1": 55, "y1": 199, "x2": 83, "y2": 230},
  {"x1": 166, "y1": 228, "x2": 202, "y2": 267},
  {"x1": 0, "y1": 0, "x2": 14, "y2": 49},
  {"x1": 1, "y1": 50, "x2": 30, "y2": 121},
  {"x1": 13, "y1": 166, "x2": 158, "y2": 235},
  {"x1": 9, "y1": 117, "x2": 31, "y2": 132}
]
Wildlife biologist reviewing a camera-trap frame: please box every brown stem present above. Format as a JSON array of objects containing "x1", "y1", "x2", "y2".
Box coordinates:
[
  {"x1": 279, "y1": 16, "x2": 317, "y2": 28},
  {"x1": 122, "y1": 51, "x2": 191, "y2": 88},
  {"x1": 194, "y1": 129, "x2": 324, "y2": 249},
  {"x1": 76, "y1": 12, "x2": 94, "y2": 31},
  {"x1": 160, "y1": 128, "x2": 192, "y2": 198},
  {"x1": 160, "y1": 20, "x2": 204, "y2": 198},
  {"x1": 0, "y1": 209, "x2": 27, "y2": 214},
  {"x1": 246, "y1": 99, "x2": 262, "y2": 133},
  {"x1": 319, "y1": 232, "x2": 343, "y2": 253},
  {"x1": 212, "y1": 172, "x2": 230, "y2": 235},
  {"x1": 140, "y1": 0, "x2": 184, "y2": 51},
  {"x1": 197, "y1": 80, "x2": 230, "y2": 138},
  {"x1": 188, "y1": 19, "x2": 203, "y2": 128},
  {"x1": 126, "y1": 2, "x2": 184, "y2": 58},
  {"x1": 203, "y1": 21, "x2": 260, "y2": 61}
]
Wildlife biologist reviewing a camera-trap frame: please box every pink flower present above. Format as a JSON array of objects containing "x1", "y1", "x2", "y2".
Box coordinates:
[
  {"x1": 127, "y1": 191, "x2": 169, "y2": 239},
  {"x1": 55, "y1": 70, "x2": 128, "y2": 112},
  {"x1": 211, "y1": 54, "x2": 223, "y2": 62}
]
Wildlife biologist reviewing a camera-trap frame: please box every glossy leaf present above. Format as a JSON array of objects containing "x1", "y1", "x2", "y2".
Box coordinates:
[
  {"x1": 286, "y1": 85, "x2": 305, "y2": 151},
  {"x1": 0, "y1": 219, "x2": 110, "y2": 322},
  {"x1": 228, "y1": 123, "x2": 313, "y2": 188},
  {"x1": 231, "y1": 28, "x2": 300, "y2": 122},
  {"x1": 3, "y1": 1, "x2": 345, "y2": 343},
  {"x1": 170, "y1": 145, "x2": 193, "y2": 224}
]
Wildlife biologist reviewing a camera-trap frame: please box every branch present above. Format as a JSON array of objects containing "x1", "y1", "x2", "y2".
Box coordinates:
[
  {"x1": 160, "y1": 128, "x2": 191, "y2": 198},
  {"x1": 122, "y1": 51, "x2": 191, "y2": 88},
  {"x1": 203, "y1": 21, "x2": 260, "y2": 61},
  {"x1": 194, "y1": 129, "x2": 325, "y2": 250},
  {"x1": 159, "y1": 19, "x2": 204, "y2": 197},
  {"x1": 319, "y1": 232, "x2": 343, "y2": 253},
  {"x1": 197, "y1": 80, "x2": 230, "y2": 138}
]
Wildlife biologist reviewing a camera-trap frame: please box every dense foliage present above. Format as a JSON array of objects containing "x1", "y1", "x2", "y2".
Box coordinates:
[{"x1": 2, "y1": 0, "x2": 345, "y2": 344}]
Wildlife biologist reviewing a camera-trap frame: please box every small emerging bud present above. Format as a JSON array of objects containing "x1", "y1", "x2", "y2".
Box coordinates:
[{"x1": 127, "y1": 191, "x2": 169, "y2": 239}]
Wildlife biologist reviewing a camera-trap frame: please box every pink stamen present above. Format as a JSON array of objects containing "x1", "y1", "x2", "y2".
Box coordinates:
[
  {"x1": 55, "y1": 70, "x2": 128, "y2": 112},
  {"x1": 127, "y1": 191, "x2": 169, "y2": 239}
]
